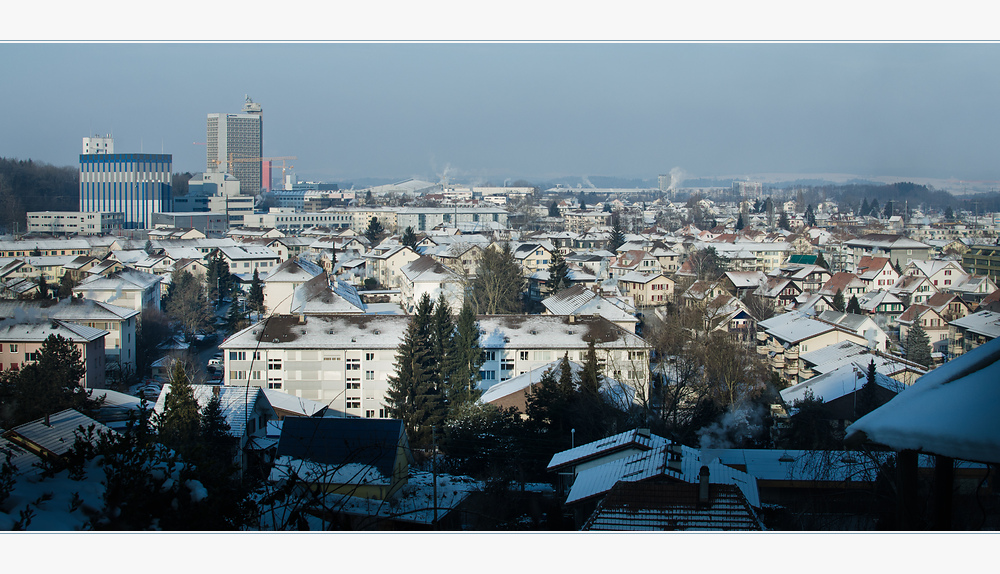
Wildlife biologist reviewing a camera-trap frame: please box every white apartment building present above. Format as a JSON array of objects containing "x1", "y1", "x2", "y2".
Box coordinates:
[
  {"x1": 27, "y1": 211, "x2": 125, "y2": 235},
  {"x1": 219, "y1": 314, "x2": 651, "y2": 420},
  {"x1": 241, "y1": 207, "x2": 396, "y2": 234}
]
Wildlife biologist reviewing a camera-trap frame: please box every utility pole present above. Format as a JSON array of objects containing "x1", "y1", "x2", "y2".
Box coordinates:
[{"x1": 431, "y1": 427, "x2": 438, "y2": 529}]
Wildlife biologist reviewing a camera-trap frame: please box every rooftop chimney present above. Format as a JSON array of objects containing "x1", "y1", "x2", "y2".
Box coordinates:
[{"x1": 698, "y1": 465, "x2": 710, "y2": 507}]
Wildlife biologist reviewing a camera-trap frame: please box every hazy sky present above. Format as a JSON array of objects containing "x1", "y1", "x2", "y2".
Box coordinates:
[{"x1": 2, "y1": 42, "x2": 999, "y2": 184}]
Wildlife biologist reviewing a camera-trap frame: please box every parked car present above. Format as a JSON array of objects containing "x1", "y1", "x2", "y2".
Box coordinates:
[{"x1": 208, "y1": 358, "x2": 223, "y2": 367}]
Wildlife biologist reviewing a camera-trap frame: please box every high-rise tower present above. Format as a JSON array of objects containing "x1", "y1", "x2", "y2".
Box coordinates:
[{"x1": 207, "y1": 95, "x2": 263, "y2": 194}]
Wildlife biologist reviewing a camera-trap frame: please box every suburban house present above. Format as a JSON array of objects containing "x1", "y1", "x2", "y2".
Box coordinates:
[
  {"x1": 0, "y1": 299, "x2": 138, "y2": 376},
  {"x1": 844, "y1": 234, "x2": 932, "y2": 269},
  {"x1": 947, "y1": 310, "x2": 1000, "y2": 357},
  {"x1": 855, "y1": 256, "x2": 899, "y2": 288},
  {"x1": 396, "y1": 256, "x2": 463, "y2": 313},
  {"x1": 363, "y1": 245, "x2": 420, "y2": 289},
  {"x1": 264, "y1": 257, "x2": 327, "y2": 315},
  {"x1": 0, "y1": 319, "x2": 108, "y2": 388},
  {"x1": 541, "y1": 284, "x2": 638, "y2": 334},
  {"x1": 756, "y1": 311, "x2": 884, "y2": 384},
  {"x1": 74, "y1": 270, "x2": 162, "y2": 315},
  {"x1": 154, "y1": 384, "x2": 276, "y2": 474},
  {"x1": 270, "y1": 417, "x2": 412, "y2": 500},
  {"x1": 898, "y1": 304, "x2": 950, "y2": 355},
  {"x1": 616, "y1": 271, "x2": 673, "y2": 308}
]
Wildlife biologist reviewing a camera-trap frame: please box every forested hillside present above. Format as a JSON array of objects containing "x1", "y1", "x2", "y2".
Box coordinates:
[{"x1": 0, "y1": 158, "x2": 79, "y2": 233}]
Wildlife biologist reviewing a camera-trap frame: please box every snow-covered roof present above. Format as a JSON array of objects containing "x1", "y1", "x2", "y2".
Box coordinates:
[
  {"x1": 563, "y1": 442, "x2": 761, "y2": 507},
  {"x1": 154, "y1": 384, "x2": 273, "y2": 438},
  {"x1": 265, "y1": 257, "x2": 324, "y2": 283},
  {"x1": 846, "y1": 336, "x2": 1000, "y2": 464},
  {"x1": 781, "y1": 362, "x2": 905, "y2": 405},
  {"x1": 758, "y1": 312, "x2": 837, "y2": 345},
  {"x1": 949, "y1": 310, "x2": 1000, "y2": 339},
  {"x1": 478, "y1": 359, "x2": 634, "y2": 410},
  {"x1": 546, "y1": 428, "x2": 667, "y2": 471}
]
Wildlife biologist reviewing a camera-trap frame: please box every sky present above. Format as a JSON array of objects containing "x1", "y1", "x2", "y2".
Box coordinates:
[{"x1": 3, "y1": 41, "x2": 1000, "y2": 186}]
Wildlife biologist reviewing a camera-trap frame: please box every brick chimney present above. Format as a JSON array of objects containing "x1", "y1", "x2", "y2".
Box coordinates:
[{"x1": 698, "y1": 465, "x2": 710, "y2": 507}]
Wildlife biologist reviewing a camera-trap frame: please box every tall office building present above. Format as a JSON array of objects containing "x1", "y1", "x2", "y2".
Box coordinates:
[
  {"x1": 79, "y1": 137, "x2": 172, "y2": 229},
  {"x1": 207, "y1": 95, "x2": 263, "y2": 194}
]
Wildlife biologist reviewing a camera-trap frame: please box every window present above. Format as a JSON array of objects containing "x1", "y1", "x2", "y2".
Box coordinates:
[
  {"x1": 346, "y1": 399, "x2": 361, "y2": 409},
  {"x1": 482, "y1": 351, "x2": 496, "y2": 362},
  {"x1": 252, "y1": 371, "x2": 262, "y2": 380},
  {"x1": 268, "y1": 359, "x2": 282, "y2": 370},
  {"x1": 519, "y1": 351, "x2": 529, "y2": 361},
  {"x1": 253, "y1": 351, "x2": 262, "y2": 360},
  {"x1": 479, "y1": 370, "x2": 496, "y2": 381},
  {"x1": 229, "y1": 351, "x2": 246, "y2": 361},
  {"x1": 9, "y1": 344, "x2": 16, "y2": 353},
  {"x1": 365, "y1": 370, "x2": 375, "y2": 380},
  {"x1": 379, "y1": 408, "x2": 386, "y2": 418},
  {"x1": 347, "y1": 382, "x2": 361, "y2": 390},
  {"x1": 365, "y1": 352, "x2": 375, "y2": 361},
  {"x1": 501, "y1": 358, "x2": 514, "y2": 370},
  {"x1": 365, "y1": 410, "x2": 375, "y2": 418},
  {"x1": 346, "y1": 358, "x2": 361, "y2": 370},
  {"x1": 230, "y1": 371, "x2": 246, "y2": 381}
]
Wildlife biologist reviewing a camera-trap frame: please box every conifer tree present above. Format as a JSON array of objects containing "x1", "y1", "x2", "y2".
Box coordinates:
[
  {"x1": 0, "y1": 334, "x2": 99, "y2": 428},
  {"x1": 847, "y1": 294, "x2": 862, "y2": 315},
  {"x1": 905, "y1": 322, "x2": 932, "y2": 369},
  {"x1": 548, "y1": 201, "x2": 560, "y2": 218},
  {"x1": 225, "y1": 297, "x2": 249, "y2": 334},
  {"x1": 448, "y1": 299, "x2": 484, "y2": 412},
  {"x1": 778, "y1": 210, "x2": 790, "y2": 231},
  {"x1": 248, "y1": 268, "x2": 264, "y2": 316},
  {"x1": 815, "y1": 251, "x2": 829, "y2": 270},
  {"x1": 805, "y1": 204, "x2": 816, "y2": 227},
  {"x1": 57, "y1": 272, "x2": 76, "y2": 298},
  {"x1": 860, "y1": 197, "x2": 870, "y2": 217},
  {"x1": 158, "y1": 361, "x2": 201, "y2": 458},
  {"x1": 525, "y1": 359, "x2": 574, "y2": 436},
  {"x1": 870, "y1": 198, "x2": 880, "y2": 218},
  {"x1": 546, "y1": 250, "x2": 570, "y2": 295},
  {"x1": 856, "y1": 359, "x2": 880, "y2": 418},
  {"x1": 608, "y1": 215, "x2": 626, "y2": 252},
  {"x1": 579, "y1": 340, "x2": 602, "y2": 399},
  {"x1": 735, "y1": 213, "x2": 745, "y2": 231},
  {"x1": 471, "y1": 243, "x2": 524, "y2": 314},
  {"x1": 386, "y1": 294, "x2": 445, "y2": 447},
  {"x1": 401, "y1": 226, "x2": 419, "y2": 249},
  {"x1": 832, "y1": 288, "x2": 846, "y2": 312},
  {"x1": 34, "y1": 275, "x2": 50, "y2": 300},
  {"x1": 365, "y1": 217, "x2": 385, "y2": 244},
  {"x1": 431, "y1": 293, "x2": 456, "y2": 394}
]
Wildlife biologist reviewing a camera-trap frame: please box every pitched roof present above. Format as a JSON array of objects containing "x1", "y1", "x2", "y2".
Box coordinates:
[
  {"x1": 153, "y1": 384, "x2": 273, "y2": 438},
  {"x1": 582, "y1": 481, "x2": 763, "y2": 531},
  {"x1": 275, "y1": 417, "x2": 408, "y2": 479}
]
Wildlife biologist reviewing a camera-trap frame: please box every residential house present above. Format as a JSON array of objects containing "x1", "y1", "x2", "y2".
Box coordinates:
[
  {"x1": 898, "y1": 304, "x2": 950, "y2": 355},
  {"x1": 616, "y1": 271, "x2": 673, "y2": 308},
  {"x1": 855, "y1": 256, "x2": 899, "y2": 289},
  {"x1": 363, "y1": 245, "x2": 420, "y2": 289},
  {"x1": 396, "y1": 256, "x2": 463, "y2": 313},
  {"x1": 270, "y1": 417, "x2": 413, "y2": 501},
  {"x1": 74, "y1": 270, "x2": 162, "y2": 315},
  {"x1": 844, "y1": 234, "x2": 932, "y2": 269},
  {"x1": 154, "y1": 384, "x2": 276, "y2": 474},
  {"x1": 264, "y1": 257, "x2": 327, "y2": 315},
  {"x1": 948, "y1": 310, "x2": 1000, "y2": 357},
  {"x1": 541, "y1": 284, "x2": 638, "y2": 334},
  {"x1": 0, "y1": 319, "x2": 107, "y2": 388},
  {"x1": 479, "y1": 359, "x2": 634, "y2": 415}
]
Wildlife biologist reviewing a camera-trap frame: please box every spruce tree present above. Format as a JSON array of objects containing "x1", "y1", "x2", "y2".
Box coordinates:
[
  {"x1": 847, "y1": 294, "x2": 862, "y2": 315},
  {"x1": 431, "y1": 293, "x2": 456, "y2": 400},
  {"x1": 778, "y1": 211, "x2": 790, "y2": 231},
  {"x1": 525, "y1": 362, "x2": 573, "y2": 436},
  {"x1": 57, "y1": 272, "x2": 76, "y2": 298},
  {"x1": 805, "y1": 204, "x2": 816, "y2": 227},
  {"x1": 546, "y1": 250, "x2": 570, "y2": 295},
  {"x1": 158, "y1": 361, "x2": 201, "y2": 458},
  {"x1": 35, "y1": 275, "x2": 49, "y2": 300},
  {"x1": 365, "y1": 217, "x2": 385, "y2": 244},
  {"x1": 608, "y1": 216, "x2": 626, "y2": 252},
  {"x1": 448, "y1": 299, "x2": 484, "y2": 412},
  {"x1": 735, "y1": 213, "x2": 745, "y2": 231},
  {"x1": 548, "y1": 201, "x2": 560, "y2": 218},
  {"x1": 860, "y1": 197, "x2": 870, "y2": 217},
  {"x1": 857, "y1": 359, "x2": 880, "y2": 418},
  {"x1": 815, "y1": 251, "x2": 829, "y2": 270},
  {"x1": 164, "y1": 269, "x2": 212, "y2": 340},
  {"x1": 870, "y1": 198, "x2": 880, "y2": 218},
  {"x1": 248, "y1": 268, "x2": 264, "y2": 316},
  {"x1": 905, "y1": 322, "x2": 932, "y2": 369},
  {"x1": 401, "y1": 226, "x2": 419, "y2": 249},
  {"x1": 386, "y1": 294, "x2": 445, "y2": 447},
  {"x1": 832, "y1": 289, "x2": 846, "y2": 312},
  {"x1": 0, "y1": 334, "x2": 99, "y2": 428}
]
